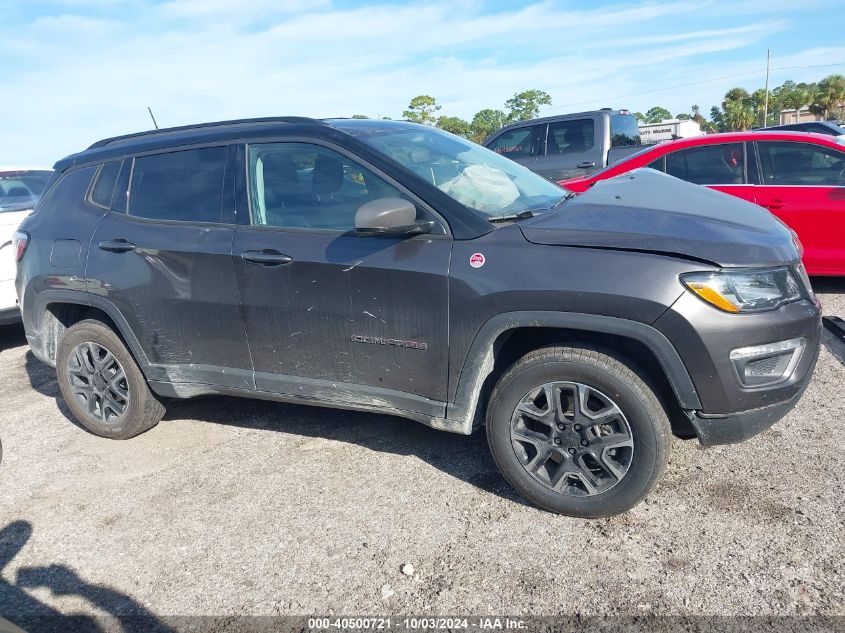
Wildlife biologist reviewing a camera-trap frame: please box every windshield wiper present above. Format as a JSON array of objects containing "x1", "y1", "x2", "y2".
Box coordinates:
[
  {"x1": 551, "y1": 191, "x2": 576, "y2": 208},
  {"x1": 487, "y1": 209, "x2": 536, "y2": 223}
]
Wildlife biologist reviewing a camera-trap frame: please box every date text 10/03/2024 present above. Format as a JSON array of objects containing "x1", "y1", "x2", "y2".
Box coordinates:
[{"x1": 308, "y1": 617, "x2": 527, "y2": 630}]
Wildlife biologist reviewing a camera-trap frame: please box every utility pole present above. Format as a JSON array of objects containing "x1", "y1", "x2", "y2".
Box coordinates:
[
  {"x1": 147, "y1": 106, "x2": 159, "y2": 130},
  {"x1": 763, "y1": 49, "x2": 771, "y2": 126}
]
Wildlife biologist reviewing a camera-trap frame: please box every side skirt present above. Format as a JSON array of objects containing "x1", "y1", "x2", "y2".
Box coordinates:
[{"x1": 148, "y1": 369, "x2": 465, "y2": 433}]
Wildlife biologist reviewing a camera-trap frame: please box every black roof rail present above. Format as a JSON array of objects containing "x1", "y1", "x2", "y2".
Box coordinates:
[{"x1": 88, "y1": 116, "x2": 326, "y2": 149}]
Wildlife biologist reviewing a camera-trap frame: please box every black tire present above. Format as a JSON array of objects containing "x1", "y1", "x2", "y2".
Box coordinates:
[
  {"x1": 486, "y1": 345, "x2": 670, "y2": 518},
  {"x1": 56, "y1": 319, "x2": 165, "y2": 439}
]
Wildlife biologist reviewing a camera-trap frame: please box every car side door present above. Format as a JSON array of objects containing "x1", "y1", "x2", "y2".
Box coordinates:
[
  {"x1": 661, "y1": 142, "x2": 758, "y2": 204},
  {"x1": 485, "y1": 124, "x2": 544, "y2": 172},
  {"x1": 232, "y1": 140, "x2": 452, "y2": 413},
  {"x1": 87, "y1": 144, "x2": 254, "y2": 390},
  {"x1": 753, "y1": 140, "x2": 845, "y2": 274},
  {"x1": 535, "y1": 116, "x2": 603, "y2": 181}
]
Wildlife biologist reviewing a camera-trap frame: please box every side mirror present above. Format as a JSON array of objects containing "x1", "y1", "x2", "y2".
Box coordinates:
[{"x1": 355, "y1": 198, "x2": 432, "y2": 237}]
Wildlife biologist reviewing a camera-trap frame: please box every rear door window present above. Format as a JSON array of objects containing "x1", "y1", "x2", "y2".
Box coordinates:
[
  {"x1": 757, "y1": 141, "x2": 845, "y2": 185},
  {"x1": 128, "y1": 147, "x2": 227, "y2": 223},
  {"x1": 546, "y1": 119, "x2": 595, "y2": 155},
  {"x1": 664, "y1": 143, "x2": 745, "y2": 185},
  {"x1": 487, "y1": 126, "x2": 541, "y2": 158}
]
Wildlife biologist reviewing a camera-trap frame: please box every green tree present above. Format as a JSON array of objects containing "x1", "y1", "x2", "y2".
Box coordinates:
[
  {"x1": 774, "y1": 80, "x2": 813, "y2": 123},
  {"x1": 403, "y1": 95, "x2": 441, "y2": 125},
  {"x1": 675, "y1": 113, "x2": 691, "y2": 120},
  {"x1": 504, "y1": 89, "x2": 551, "y2": 123},
  {"x1": 644, "y1": 106, "x2": 672, "y2": 123},
  {"x1": 749, "y1": 88, "x2": 772, "y2": 127},
  {"x1": 469, "y1": 108, "x2": 507, "y2": 143},
  {"x1": 691, "y1": 104, "x2": 707, "y2": 127},
  {"x1": 811, "y1": 74, "x2": 845, "y2": 119},
  {"x1": 723, "y1": 100, "x2": 755, "y2": 131},
  {"x1": 723, "y1": 87, "x2": 751, "y2": 108},
  {"x1": 632, "y1": 111, "x2": 646, "y2": 123},
  {"x1": 436, "y1": 115, "x2": 471, "y2": 138},
  {"x1": 709, "y1": 105, "x2": 726, "y2": 132},
  {"x1": 719, "y1": 88, "x2": 754, "y2": 131}
]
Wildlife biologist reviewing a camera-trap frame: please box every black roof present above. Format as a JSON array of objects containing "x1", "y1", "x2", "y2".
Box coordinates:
[
  {"x1": 53, "y1": 116, "x2": 421, "y2": 172},
  {"x1": 87, "y1": 116, "x2": 327, "y2": 149}
]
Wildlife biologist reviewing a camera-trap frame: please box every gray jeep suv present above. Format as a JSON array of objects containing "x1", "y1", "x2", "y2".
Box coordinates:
[{"x1": 15, "y1": 117, "x2": 821, "y2": 517}]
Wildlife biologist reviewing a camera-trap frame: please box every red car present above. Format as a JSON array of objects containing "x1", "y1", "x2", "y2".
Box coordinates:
[{"x1": 559, "y1": 131, "x2": 845, "y2": 275}]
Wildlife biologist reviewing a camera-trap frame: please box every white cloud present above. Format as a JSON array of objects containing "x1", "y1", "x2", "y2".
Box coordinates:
[
  {"x1": 160, "y1": 0, "x2": 329, "y2": 19},
  {"x1": 0, "y1": 0, "x2": 840, "y2": 165}
]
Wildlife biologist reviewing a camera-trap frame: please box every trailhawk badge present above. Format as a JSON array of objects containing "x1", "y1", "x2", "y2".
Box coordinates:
[
  {"x1": 469, "y1": 253, "x2": 486, "y2": 268},
  {"x1": 351, "y1": 335, "x2": 428, "y2": 350}
]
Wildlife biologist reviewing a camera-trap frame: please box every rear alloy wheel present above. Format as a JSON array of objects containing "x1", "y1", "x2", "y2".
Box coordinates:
[
  {"x1": 487, "y1": 345, "x2": 670, "y2": 517},
  {"x1": 67, "y1": 341, "x2": 131, "y2": 425},
  {"x1": 56, "y1": 319, "x2": 165, "y2": 439}
]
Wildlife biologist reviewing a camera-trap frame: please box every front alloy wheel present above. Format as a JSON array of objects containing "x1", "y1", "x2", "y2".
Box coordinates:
[
  {"x1": 486, "y1": 345, "x2": 670, "y2": 517},
  {"x1": 511, "y1": 382, "x2": 634, "y2": 496}
]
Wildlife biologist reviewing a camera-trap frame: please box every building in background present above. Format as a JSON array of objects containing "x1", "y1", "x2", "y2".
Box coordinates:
[
  {"x1": 638, "y1": 119, "x2": 704, "y2": 143},
  {"x1": 778, "y1": 107, "x2": 821, "y2": 124}
]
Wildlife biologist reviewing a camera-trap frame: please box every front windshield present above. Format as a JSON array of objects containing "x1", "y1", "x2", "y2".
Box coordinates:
[
  {"x1": 0, "y1": 170, "x2": 53, "y2": 213},
  {"x1": 353, "y1": 125, "x2": 566, "y2": 217}
]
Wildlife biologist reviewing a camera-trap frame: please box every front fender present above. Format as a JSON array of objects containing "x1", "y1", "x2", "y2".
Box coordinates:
[{"x1": 444, "y1": 311, "x2": 701, "y2": 435}]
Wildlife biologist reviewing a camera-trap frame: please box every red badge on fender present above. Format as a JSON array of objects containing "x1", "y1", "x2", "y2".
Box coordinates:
[{"x1": 469, "y1": 253, "x2": 485, "y2": 268}]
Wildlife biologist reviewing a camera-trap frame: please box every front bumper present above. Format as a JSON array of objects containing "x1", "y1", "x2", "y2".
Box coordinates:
[
  {"x1": 655, "y1": 289, "x2": 822, "y2": 445},
  {"x1": 689, "y1": 337, "x2": 819, "y2": 445}
]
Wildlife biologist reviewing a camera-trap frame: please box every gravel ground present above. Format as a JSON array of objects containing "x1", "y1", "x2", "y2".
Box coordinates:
[{"x1": 0, "y1": 280, "x2": 844, "y2": 630}]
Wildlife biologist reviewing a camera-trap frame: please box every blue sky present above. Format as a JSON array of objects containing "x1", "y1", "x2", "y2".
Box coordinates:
[{"x1": 2, "y1": 0, "x2": 844, "y2": 165}]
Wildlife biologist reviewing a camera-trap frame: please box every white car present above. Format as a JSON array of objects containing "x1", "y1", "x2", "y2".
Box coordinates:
[{"x1": 1, "y1": 167, "x2": 53, "y2": 325}]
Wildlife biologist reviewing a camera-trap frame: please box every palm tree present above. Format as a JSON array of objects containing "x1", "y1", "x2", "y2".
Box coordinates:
[
  {"x1": 723, "y1": 88, "x2": 751, "y2": 108},
  {"x1": 723, "y1": 100, "x2": 755, "y2": 131},
  {"x1": 780, "y1": 83, "x2": 813, "y2": 122},
  {"x1": 750, "y1": 89, "x2": 770, "y2": 127},
  {"x1": 813, "y1": 75, "x2": 845, "y2": 119}
]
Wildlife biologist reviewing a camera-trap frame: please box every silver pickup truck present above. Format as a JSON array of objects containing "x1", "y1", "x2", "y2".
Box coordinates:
[{"x1": 484, "y1": 108, "x2": 645, "y2": 182}]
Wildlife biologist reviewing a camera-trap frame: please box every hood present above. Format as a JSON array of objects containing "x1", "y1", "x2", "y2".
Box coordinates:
[{"x1": 521, "y1": 169, "x2": 798, "y2": 268}]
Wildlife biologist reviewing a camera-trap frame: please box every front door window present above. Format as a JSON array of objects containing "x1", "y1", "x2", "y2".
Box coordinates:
[{"x1": 664, "y1": 143, "x2": 746, "y2": 185}]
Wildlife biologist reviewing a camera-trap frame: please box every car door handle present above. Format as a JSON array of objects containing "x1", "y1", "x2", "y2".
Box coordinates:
[
  {"x1": 577, "y1": 161, "x2": 596, "y2": 169},
  {"x1": 763, "y1": 199, "x2": 785, "y2": 210},
  {"x1": 241, "y1": 249, "x2": 293, "y2": 266},
  {"x1": 98, "y1": 239, "x2": 136, "y2": 253}
]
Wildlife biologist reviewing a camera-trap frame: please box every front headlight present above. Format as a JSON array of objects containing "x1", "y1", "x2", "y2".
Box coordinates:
[{"x1": 681, "y1": 268, "x2": 802, "y2": 313}]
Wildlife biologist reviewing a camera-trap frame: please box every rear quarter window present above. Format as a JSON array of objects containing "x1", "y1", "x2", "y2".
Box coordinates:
[
  {"x1": 89, "y1": 161, "x2": 122, "y2": 209},
  {"x1": 35, "y1": 166, "x2": 97, "y2": 216}
]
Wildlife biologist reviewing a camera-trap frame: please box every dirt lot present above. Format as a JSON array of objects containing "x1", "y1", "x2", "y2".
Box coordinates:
[{"x1": 1, "y1": 281, "x2": 844, "y2": 630}]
